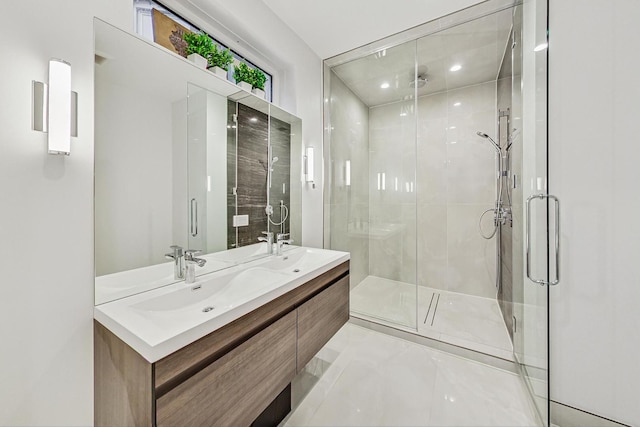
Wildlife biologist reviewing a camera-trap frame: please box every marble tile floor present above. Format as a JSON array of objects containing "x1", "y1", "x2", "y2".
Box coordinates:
[
  {"x1": 281, "y1": 323, "x2": 539, "y2": 427},
  {"x1": 350, "y1": 276, "x2": 514, "y2": 361}
]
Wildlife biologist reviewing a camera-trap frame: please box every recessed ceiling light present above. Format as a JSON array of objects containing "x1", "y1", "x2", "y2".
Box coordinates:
[
  {"x1": 449, "y1": 126, "x2": 456, "y2": 130},
  {"x1": 380, "y1": 82, "x2": 390, "y2": 89},
  {"x1": 453, "y1": 102, "x2": 461, "y2": 107},
  {"x1": 450, "y1": 64, "x2": 462, "y2": 72},
  {"x1": 400, "y1": 112, "x2": 407, "y2": 117},
  {"x1": 250, "y1": 117, "x2": 258, "y2": 122},
  {"x1": 534, "y1": 43, "x2": 548, "y2": 52}
]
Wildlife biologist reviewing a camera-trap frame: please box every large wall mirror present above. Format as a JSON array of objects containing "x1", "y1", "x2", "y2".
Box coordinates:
[{"x1": 94, "y1": 19, "x2": 302, "y2": 305}]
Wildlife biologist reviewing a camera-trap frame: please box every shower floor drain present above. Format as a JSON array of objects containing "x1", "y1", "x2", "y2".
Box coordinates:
[{"x1": 202, "y1": 306, "x2": 215, "y2": 313}]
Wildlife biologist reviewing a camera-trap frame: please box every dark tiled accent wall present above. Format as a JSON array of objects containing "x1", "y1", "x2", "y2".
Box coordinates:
[
  {"x1": 226, "y1": 102, "x2": 291, "y2": 248},
  {"x1": 269, "y1": 117, "x2": 291, "y2": 236}
]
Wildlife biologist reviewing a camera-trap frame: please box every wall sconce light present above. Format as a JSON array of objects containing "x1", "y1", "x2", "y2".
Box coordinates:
[
  {"x1": 304, "y1": 147, "x2": 315, "y2": 187},
  {"x1": 32, "y1": 59, "x2": 78, "y2": 155}
]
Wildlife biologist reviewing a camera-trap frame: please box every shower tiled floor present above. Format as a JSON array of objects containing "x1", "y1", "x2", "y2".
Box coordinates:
[
  {"x1": 350, "y1": 276, "x2": 514, "y2": 360},
  {"x1": 281, "y1": 323, "x2": 538, "y2": 426}
]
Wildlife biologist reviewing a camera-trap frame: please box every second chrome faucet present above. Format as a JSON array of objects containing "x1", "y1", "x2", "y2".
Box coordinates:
[
  {"x1": 258, "y1": 231, "x2": 293, "y2": 256},
  {"x1": 276, "y1": 233, "x2": 294, "y2": 256}
]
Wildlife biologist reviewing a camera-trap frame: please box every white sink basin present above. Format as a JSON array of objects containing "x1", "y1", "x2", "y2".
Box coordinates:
[
  {"x1": 96, "y1": 256, "x2": 235, "y2": 305},
  {"x1": 94, "y1": 246, "x2": 349, "y2": 362},
  {"x1": 132, "y1": 267, "x2": 292, "y2": 313},
  {"x1": 256, "y1": 247, "x2": 338, "y2": 273}
]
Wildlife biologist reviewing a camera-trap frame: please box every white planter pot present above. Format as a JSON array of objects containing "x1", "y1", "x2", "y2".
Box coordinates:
[
  {"x1": 252, "y1": 88, "x2": 266, "y2": 99},
  {"x1": 238, "y1": 81, "x2": 252, "y2": 91},
  {"x1": 187, "y1": 53, "x2": 208, "y2": 69},
  {"x1": 209, "y1": 66, "x2": 227, "y2": 78}
]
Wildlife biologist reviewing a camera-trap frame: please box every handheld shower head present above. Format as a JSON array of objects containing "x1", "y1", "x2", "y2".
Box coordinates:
[
  {"x1": 272, "y1": 156, "x2": 279, "y2": 164},
  {"x1": 476, "y1": 131, "x2": 501, "y2": 154}
]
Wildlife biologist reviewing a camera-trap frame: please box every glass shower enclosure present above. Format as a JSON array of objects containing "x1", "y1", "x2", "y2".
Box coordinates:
[{"x1": 323, "y1": 0, "x2": 551, "y2": 424}]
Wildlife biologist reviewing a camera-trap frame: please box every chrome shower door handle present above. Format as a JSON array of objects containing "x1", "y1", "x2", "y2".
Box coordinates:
[
  {"x1": 525, "y1": 193, "x2": 560, "y2": 286},
  {"x1": 190, "y1": 198, "x2": 198, "y2": 237}
]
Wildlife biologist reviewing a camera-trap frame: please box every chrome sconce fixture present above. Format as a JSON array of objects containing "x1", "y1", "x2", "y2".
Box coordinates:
[
  {"x1": 32, "y1": 59, "x2": 78, "y2": 155},
  {"x1": 304, "y1": 146, "x2": 315, "y2": 188}
]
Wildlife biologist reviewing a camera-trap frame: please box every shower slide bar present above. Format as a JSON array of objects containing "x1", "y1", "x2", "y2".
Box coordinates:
[{"x1": 525, "y1": 194, "x2": 560, "y2": 286}]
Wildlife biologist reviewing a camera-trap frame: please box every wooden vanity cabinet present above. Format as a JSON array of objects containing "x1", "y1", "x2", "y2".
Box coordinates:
[
  {"x1": 297, "y1": 275, "x2": 349, "y2": 370},
  {"x1": 156, "y1": 311, "x2": 297, "y2": 427},
  {"x1": 95, "y1": 261, "x2": 349, "y2": 427}
]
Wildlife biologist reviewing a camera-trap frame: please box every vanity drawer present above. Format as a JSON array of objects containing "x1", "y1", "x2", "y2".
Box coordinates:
[
  {"x1": 297, "y1": 275, "x2": 349, "y2": 371},
  {"x1": 156, "y1": 310, "x2": 297, "y2": 427}
]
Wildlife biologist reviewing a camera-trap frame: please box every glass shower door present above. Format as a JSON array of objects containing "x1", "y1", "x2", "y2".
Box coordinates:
[
  {"x1": 514, "y1": 0, "x2": 552, "y2": 425},
  {"x1": 325, "y1": 40, "x2": 418, "y2": 331}
]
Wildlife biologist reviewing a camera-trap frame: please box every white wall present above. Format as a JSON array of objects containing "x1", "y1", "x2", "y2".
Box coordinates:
[
  {"x1": 549, "y1": 1, "x2": 640, "y2": 425},
  {"x1": 0, "y1": 1, "x2": 131, "y2": 425}
]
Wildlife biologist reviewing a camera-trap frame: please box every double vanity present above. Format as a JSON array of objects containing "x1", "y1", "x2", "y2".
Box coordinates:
[{"x1": 94, "y1": 246, "x2": 350, "y2": 426}]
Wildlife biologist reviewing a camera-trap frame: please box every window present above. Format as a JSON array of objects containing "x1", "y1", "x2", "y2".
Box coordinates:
[{"x1": 133, "y1": 0, "x2": 273, "y2": 101}]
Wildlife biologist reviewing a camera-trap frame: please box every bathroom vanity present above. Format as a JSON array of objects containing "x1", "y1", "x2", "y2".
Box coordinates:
[
  {"x1": 94, "y1": 247, "x2": 349, "y2": 427},
  {"x1": 92, "y1": 17, "x2": 330, "y2": 427}
]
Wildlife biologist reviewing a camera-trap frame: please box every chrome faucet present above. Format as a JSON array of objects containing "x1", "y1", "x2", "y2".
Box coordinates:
[
  {"x1": 276, "y1": 233, "x2": 293, "y2": 256},
  {"x1": 184, "y1": 249, "x2": 207, "y2": 284},
  {"x1": 258, "y1": 231, "x2": 274, "y2": 254},
  {"x1": 165, "y1": 245, "x2": 184, "y2": 280}
]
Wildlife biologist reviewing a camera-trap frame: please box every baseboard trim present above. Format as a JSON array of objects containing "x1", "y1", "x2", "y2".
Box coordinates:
[
  {"x1": 551, "y1": 401, "x2": 630, "y2": 427},
  {"x1": 349, "y1": 316, "x2": 517, "y2": 373}
]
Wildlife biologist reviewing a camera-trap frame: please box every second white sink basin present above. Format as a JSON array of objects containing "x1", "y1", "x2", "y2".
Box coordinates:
[{"x1": 256, "y1": 247, "x2": 339, "y2": 273}]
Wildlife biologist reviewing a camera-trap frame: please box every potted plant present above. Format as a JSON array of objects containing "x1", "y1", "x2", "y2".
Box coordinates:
[
  {"x1": 183, "y1": 31, "x2": 213, "y2": 69},
  {"x1": 207, "y1": 45, "x2": 233, "y2": 79},
  {"x1": 233, "y1": 62, "x2": 253, "y2": 91},
  {"x1": 250, "y1": 68, "x2": 267, "y2": 99}
]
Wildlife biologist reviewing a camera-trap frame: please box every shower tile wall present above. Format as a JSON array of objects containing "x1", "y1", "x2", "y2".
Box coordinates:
[
  {"x1": 326, "y1": 74, "x2": 370, "y2": 288},
  {"x1": 497, "y1": 30, "x2": 515, "y2": 338},
  {"x1": 368, "y1": 81, "x2": 498, "y2": 298},
  {"x1": 368, "y1": 102, "x2": 417, "y2": 285}
]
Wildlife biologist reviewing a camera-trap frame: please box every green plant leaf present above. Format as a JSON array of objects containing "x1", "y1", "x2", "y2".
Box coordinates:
[
  {"x1": 250, "y1": 68, "x2": 267, "y2": 90},
  {"x1": 233, "y1": 62, "x2": 253, "y2": 85}
]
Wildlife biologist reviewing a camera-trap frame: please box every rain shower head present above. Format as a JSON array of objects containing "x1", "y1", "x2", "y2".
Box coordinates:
[
  {"x1": 409, "y1": 65, "x2": 429, "y2": 88},
  {"x1": 410, "y1": 75, "x2": 428, "y2": 88}
]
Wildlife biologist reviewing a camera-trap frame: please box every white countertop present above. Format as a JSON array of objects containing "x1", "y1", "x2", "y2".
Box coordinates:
[{"x1": 94, "y1": 246, "x2": 349, "y2": 362}]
